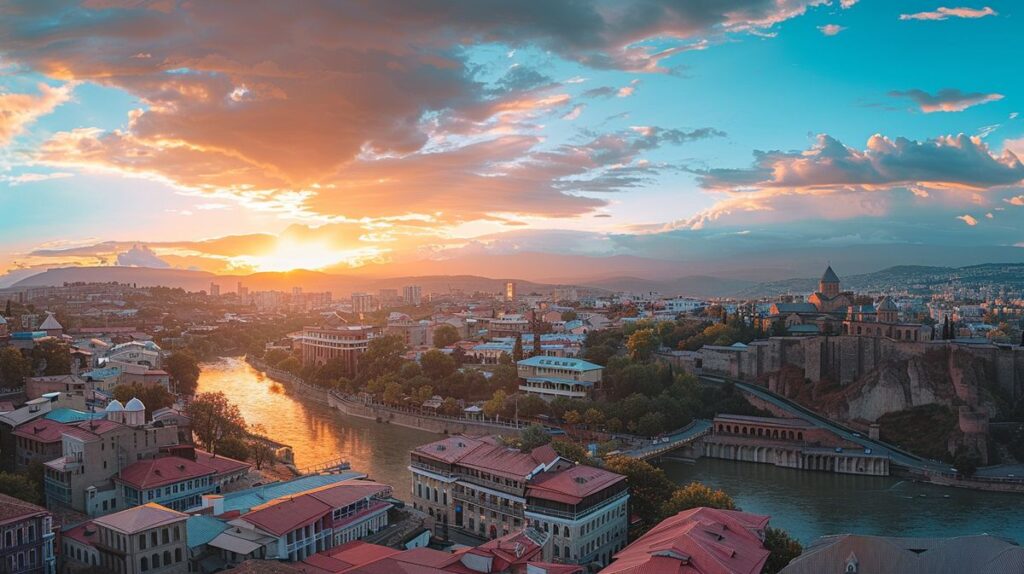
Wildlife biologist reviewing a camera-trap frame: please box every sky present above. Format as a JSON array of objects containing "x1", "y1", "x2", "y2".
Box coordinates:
[{"x1": 0, "y1": 0, "x2": 1022, "y2": 281}]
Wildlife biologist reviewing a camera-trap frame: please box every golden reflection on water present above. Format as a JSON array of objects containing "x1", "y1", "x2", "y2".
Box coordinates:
[{"x1": 197, "y1": 357, "x2": 435, "y2": 495}]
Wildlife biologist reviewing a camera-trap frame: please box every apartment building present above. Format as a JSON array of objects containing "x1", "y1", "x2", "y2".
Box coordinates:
[
  {"x1": 296, "y1": 325, "x2": 377, "y2": 375},
  {"x1": 0, "y1": 493, "x2": 55, "y2": 574},
  {"x1": 409, "y1": 435, "x2": 628, "y2": 568},
  {"x1": 516, "y1": 356, "x2": 603, "y2": 401},
  {"x1": 92, "y1": 503, "x2": 189, "y2": 574}
]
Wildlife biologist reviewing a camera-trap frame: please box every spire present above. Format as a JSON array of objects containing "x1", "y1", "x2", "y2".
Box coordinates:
[{"x1": 821, "y1": 265, "x2": 840, "y2": 284}]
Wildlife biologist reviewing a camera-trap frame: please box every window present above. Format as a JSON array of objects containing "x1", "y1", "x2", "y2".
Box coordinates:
[
  {"x1": 139, "y1": 534, "x2": 146, "y2": 550},
  {"x1": 140, "y1": 557, "x2": 148, "y2": 571}
]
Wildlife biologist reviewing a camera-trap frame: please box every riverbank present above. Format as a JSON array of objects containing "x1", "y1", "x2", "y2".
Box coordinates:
[{"x1": 246, "y1": 355, "x2": 532, "y2": 437}]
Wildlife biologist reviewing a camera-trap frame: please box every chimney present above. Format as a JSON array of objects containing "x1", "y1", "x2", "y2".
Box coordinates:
[{"x1": 202, "y1": 494, "x2": 224, "y2": 515}]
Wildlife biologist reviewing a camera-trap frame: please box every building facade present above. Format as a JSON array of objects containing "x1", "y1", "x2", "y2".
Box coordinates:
[
  {"x1": 0, "y1": 493, "x2": 55, "y2": 574},
  {"x1": 516, "y1": 356, "x2": 603, "y2": 401},
  {"x1": 296, "y1": 326, "x2": 377, "y2": 374}
]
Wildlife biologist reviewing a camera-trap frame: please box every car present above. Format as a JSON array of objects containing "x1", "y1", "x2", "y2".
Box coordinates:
[
  {"x1": 834, "y1": 447, "x2": 843, "y2": 453},
  {"x1": 864, "y1": 448, "x2": 872, "y2": 454},
  {"x1": 852, "y1": 432, "x2": 861, "y2": 438}
]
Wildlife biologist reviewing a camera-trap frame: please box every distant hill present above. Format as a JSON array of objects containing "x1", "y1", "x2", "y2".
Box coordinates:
[
  {"x1": 581, "y1": 275, "x2": 756, "y2": 298},
  {"x1": 736, "y1": 263, "x2": 1024, "y2": 298},
  {"x1": 7, "y1": 266, "x2": 580, "y2": 297}
]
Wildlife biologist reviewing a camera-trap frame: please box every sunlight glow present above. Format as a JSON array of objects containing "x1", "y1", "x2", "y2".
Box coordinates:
[{"x1": 231, "y1": 238, "x2": 379, "y2": 272}]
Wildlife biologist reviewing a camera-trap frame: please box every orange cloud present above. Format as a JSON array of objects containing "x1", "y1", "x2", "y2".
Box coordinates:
[
  {"x1": 900, "y1": 6, "x2": 997, "y2": 21},
  {"x1": 956, "y1": 214, "x2": 978, "y2": 226},
  {"x1": 0, "y1": 83, "x2": 73, "y2": 145}
]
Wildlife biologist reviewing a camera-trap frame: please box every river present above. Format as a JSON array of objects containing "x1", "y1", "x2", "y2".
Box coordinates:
[
  {"x1": 196, "y1": 357, "x2": 435, "y2": 497},
  {"x1": 199, "y1": 357, "x2": 1024, "y2": 545}
]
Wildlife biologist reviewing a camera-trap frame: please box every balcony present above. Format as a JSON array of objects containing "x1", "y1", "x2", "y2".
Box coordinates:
[
  {"x1": 526, "y1": 489, "x2": 628, "y2": 521},
  {"x1": 453, "y1": 491, "x2": 522, "y2": 517}
]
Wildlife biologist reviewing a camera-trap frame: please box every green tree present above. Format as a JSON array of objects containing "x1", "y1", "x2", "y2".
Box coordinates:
[
  {"x1": 165, "y1": 351, "x2": 201, "y2": 395},
  {"x1": 551, "y1": 439, "x2": 591, "y2": 463},
  {"x1": 0, "y1": 347, "x2": 31, "y2": 388},
  {"x1": 637, "y1": 411, "x2": 667, "y2": 437},
  {"x1": 604, "y1": 456, "x2": 675, "y2": 528},
  {"x1": 215, "y1": 436, "x2": 251, "y2": 461},
  {"x1": 277, "y1": 356, "x2": 301, "y2": 375},
  {"x1": 513, "y1": 334, "x2": 524, "y2": 362},
  {"x1": 626, "y1": 328, "x2": 659, "y2": 361},
  {"x1": 583, "y1": 408, "x2": 605, "y2": 428},
  {"x1": 187, "y1": 392, "x2": 247, "y2": 455},
  {"x1": 383, "y1": 381, "x2": 405, "y2": 405},
  {"x1": 31, "y1": 339, "x2": 70, "y2": 375},
  {"x1": 112, "y1": 384, "x2": 175, "y2": 419},
  {"x1": 420, "y1": 349, "x2": 456, "y2": 381},
  {"x1": 518, "y1": 424, "x2": 551, "y2": 450},
  {"x1": 484, "y1": 389, "x2": 508, "y2": 419},
  {"x1": 359, "y1": 335, "x2": 407, "y2": 381},
  {"x1": 0, "y1": 471, "x2": 42, "y2": 505},
  {"x1": 662, "y1": 481, "x2": 736, "y2": 516},
  {"x1": 763, "y1": 527, "x2": 803, "y2": 574},
  {"x1": 440, "y1": 397, "x2": 461, "y2": 416},
  {"x1": 432, "y1": 324, "x2": 460, "y2": 348},
  {"x1": 561, "y1": 310, "x2": 578, "y2": 322},
  {"x1": 263, "y1": 348, "x2": 290, "y2": 365}
]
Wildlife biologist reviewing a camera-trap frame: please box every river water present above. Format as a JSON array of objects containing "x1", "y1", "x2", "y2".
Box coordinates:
[{"x1": 199, "y1": 357, "x2": 1024, "y2": 545}]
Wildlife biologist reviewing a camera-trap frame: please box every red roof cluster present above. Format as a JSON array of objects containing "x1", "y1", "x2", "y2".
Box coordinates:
[
  {"x1": 527, "y1": 464, "x2": 625, "y2": 505},
  {"x1": 117, "y1": 451, "x2": 251, "y2": 490},
  {"x1": 414, "y1": 435, "x2": 560, "y2": 480},
  {"x1": 602, "y1": 507, "x2": 770, "y2": 574},
  {"x1": 13, "y1": 418, "x2": 70, "y2": 443},
  {"x1": 241, "y1": 481, "x2": 391, "y2": 537}
]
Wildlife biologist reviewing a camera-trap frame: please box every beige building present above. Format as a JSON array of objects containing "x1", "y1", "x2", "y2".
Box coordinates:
[
  {"x1": 93, "y1": 503, "x2": 189, "y2": 574},
  {"x1": 516, "y1": 356, "x2": 603, "y2": 401}
]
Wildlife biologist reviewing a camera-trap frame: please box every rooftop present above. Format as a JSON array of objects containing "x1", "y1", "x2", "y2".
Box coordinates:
[
  {"x1": 413, "y1": 435, "x2": 560, "y2": 480},
  {"x1": 527, "y1": 464, "x2": 625, "y2": 506},
  {"x1": 94, "y1": 502, "x2": 188, "y2": 535},
  {"x1": 240, "y1": 480, "x2": 391, "y2": 536},
  {"x1": 517, "y1": 355, "x2": 602, "y2": 372},
  {"x1": 0, "y1": 493, "x2": 49, "y2": 527},
  {"x1": 218, "y1": 472, "x2": 366, "y2": 515},
  {"x1": 117, "y1": 456, "x2": 218, "y2": 490}
]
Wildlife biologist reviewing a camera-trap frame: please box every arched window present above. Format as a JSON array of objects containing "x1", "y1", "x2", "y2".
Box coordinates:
[
  {"x1": 564, "y1": 526, "x2": 570, "y2": 537},
  {"x1": 152, "y1": 553, "x2": 160, "y2": 568},
  {"x1": 140, "y1": 557, "x2": 148, "y2": 572},
  {"x1": 797, "y1": 432, "x2": 803, "y2": 441},
  {"x1": 163, "y1": 550, "x2": 171, "y2": 565}
]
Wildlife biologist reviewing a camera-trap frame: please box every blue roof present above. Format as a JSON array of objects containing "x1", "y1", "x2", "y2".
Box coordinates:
[
  {"x1": 517, "y1": 355, "x2": 602, "y2": 372},
  {"x1": 81, "y1": 367, "x2": 121, "y2": 379},
  {"x1": 45, "y1": 408, "x2": 107, "y2": 424},
  {"x1": 186, "y1": 515, "x2": 228, "y2": 549},
  {"x1": 11, "y1": 331, "x2": 46, "y2": 340},
  {"x1": 220, "y1": 472, "x2": 364, "y2": 514}
]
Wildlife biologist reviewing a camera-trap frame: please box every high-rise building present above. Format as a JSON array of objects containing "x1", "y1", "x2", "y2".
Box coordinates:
[
  {"x1": 236, "y1": 281, "x2": 248, "y2": 300},
  {"x1": 505, "y1": 281, "x2": 517, "y2": 301},
  {"x1": 351, "y1": 292, "x2": 376, "y2": 313},
  {"x1": 403, "y1": 285, "x2": 422, "y2": 306},
  {"x1": 209, "y1": 283, "x2": 220, "y2": 297}
]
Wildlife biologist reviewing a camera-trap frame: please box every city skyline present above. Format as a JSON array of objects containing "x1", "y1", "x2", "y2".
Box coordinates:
[{"x1": 1, "y1": 1, "x2": 1022, "y2": 283}]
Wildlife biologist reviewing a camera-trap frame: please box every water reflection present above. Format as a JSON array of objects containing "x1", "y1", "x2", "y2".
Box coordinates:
[
  {"x1": 660, "y1": 458, "x2": 1024, "y2": 544},
  {"x1": 197, "y1": 357, "x2": 436, "y2": 495}
]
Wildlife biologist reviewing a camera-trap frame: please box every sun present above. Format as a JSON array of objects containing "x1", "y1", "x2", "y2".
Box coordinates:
[{"x1": 234, "y1": 238, "x2": 371, "y2": 273}]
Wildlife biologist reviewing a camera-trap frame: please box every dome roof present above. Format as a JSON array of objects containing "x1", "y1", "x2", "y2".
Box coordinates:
[
  {"x1": 105, "y1": 400, "x2": 125, "y2": 412},
  {"x1": 821, "y1": 265, "x2": 840, "y2": 284},
  {"x1": 125, "y1": 398, "x2": 146, "y2": 411}
]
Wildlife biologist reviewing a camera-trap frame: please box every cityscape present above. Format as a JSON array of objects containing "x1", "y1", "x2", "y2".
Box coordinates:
[{"x1": 1, "y1": 2, "x2": 1023, "y2": 574}]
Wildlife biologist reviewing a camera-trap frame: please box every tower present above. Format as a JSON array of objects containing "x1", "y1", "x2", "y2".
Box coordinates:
[{"x1": 819, "y1": 265, "x2": 840, "y2": 298}]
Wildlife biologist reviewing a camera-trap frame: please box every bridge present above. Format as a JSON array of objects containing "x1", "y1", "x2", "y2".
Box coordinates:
[{"x1": 618, "y1": 419, "x2": 713, "y2": 460}]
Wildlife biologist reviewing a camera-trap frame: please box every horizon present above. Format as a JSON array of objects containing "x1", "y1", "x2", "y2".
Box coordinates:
[{"x1": 0, "y1": 1, "x2": 1021, "y2": 282}]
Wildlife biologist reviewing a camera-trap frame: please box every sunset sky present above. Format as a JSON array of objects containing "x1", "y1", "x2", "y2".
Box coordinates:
[{"x1": 0, "y1": 1, "x2": 1022, "y2": 281}]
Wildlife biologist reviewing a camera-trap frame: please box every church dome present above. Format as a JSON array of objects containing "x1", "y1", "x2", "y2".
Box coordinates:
[
  {"x1": 105, "y1": 399, "x2": 125, "y2": 412},
  {"x1": 125, "y1": 398, "x2": 145, "y2": 412}
]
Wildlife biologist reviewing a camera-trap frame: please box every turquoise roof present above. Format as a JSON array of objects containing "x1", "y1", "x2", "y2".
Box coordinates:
[
  {"x1": 81, "y1": 367, "x2": 121, "y2": 379},
  {"x1": 516, "y1": 355, "x2": 602, "y2": 372},
  {"x1": 45, "y1": 408, "x2": 107, "y2": 424},
  {"x1": 186, "y1": 515, "x2": 228, "y2": 549},
  {"x1": 220, "y1": 472, "x2": 364, "y2": 514}
]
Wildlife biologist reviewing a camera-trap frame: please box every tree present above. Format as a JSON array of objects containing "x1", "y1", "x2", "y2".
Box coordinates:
[
  {"x1": 512, "y1": 334, "x2": 524, "y2": 362},
  {"x1": 316, "y1": 356, "x2": 353, "y2": 384},
  {"x1": 359, "y1": 335, "x2": 407, "y2": 381},
  {"x1": 0, "y1": 347, "x2": 31, "y2": 388},
  {"x1": 31, "y1": 339, "x2": 70, "y2": 375},
  {"x1": 4, "y1": 299, "x2": 10, "y2": 317},
  {"x1": 263, "y1": 348, "x2": 290, "y2": 365},
  {"x1": 626, "y1": 328, "x2": 659, "y2": 361},
  {"x1": 563, "y1": 409, "x2": 582, "y2": 429},
  {"x1": 604, "y1": 456, "x2": 675, "y2": 528},
  {"x1": 0, "y1": 471, "x2": 42, "y2": 505},
  {"x1": 763, "y1": 527, "x2": 803, "y2": 574},
  {"x1": 165, "y1": 351, "x2": 201, "y2": 396},
  {"x1": 247, "y1": 424, "x2": 276, "y2": 470},
  {"x1": 561, "y1": 310, "x2": 578, "y2": 322},
  {"x1": 215, "y1": 436, "x2": 251, "y2": 461},
  {"x1": 440, "y1": 397, "x2": 461, "y2": 416},
  {"x1": 432, "y1": 324, "x2": 460, "y2": 348},
  {"x1": 518, "y1": 424, "x2": 551, "y2": 450},
  {"x1": 187, "y1": 392, "x2": 247, "y2": 455},
  {"x1": 484, "y1": 390, "x2": 508, "y2": 419},
  {"x1": 583, "y1": 408, "x2": 605, "y2": 428},
  {"x1": 551, "y1": 439, "x2": 590, "y2": 463},
  {"x1": 277, "y1": 356, "x2": 301, "y2": 374},
  {"x1": 112, "y1": 384, "x2": 175, "y2": 419},
  {"x1": 420, "y1": 349, "x2": 456, "y2": 381},
  {"x1": 383, "y1": 381, "x2": 405, "y2": 405},
  {"x1": 662, "y1": 481, "x2": 736, "y2": 516}
]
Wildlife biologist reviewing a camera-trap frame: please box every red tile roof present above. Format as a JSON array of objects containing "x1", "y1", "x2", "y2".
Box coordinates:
[
  {"x1": 602, "y1": 507, "x2": 770, "y2": 574},
  {"x1": 117, "y1": 456, "x2": 216, "y2": 489},
  {"x1": 13, "y1": 418, "x2": 69, "y2": 443},
  {"x1": 414, "y1": 435, "x2": 559, "y2": 480},
  {"x1": 527, "y1": 464, "x2": 625, "y2": 505},
  {"x1": 195, "y1": 450, "x2": 252, "y2": 476},
  {"x1": 0, "y1": 493, "x2": 49, "y2": 527},
  {"x1": 241, "y1": 481, "x2": 391, "y2": 537},
  {"x1": 62, "y1": 520, "x2": 99, "y2": 547}
]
